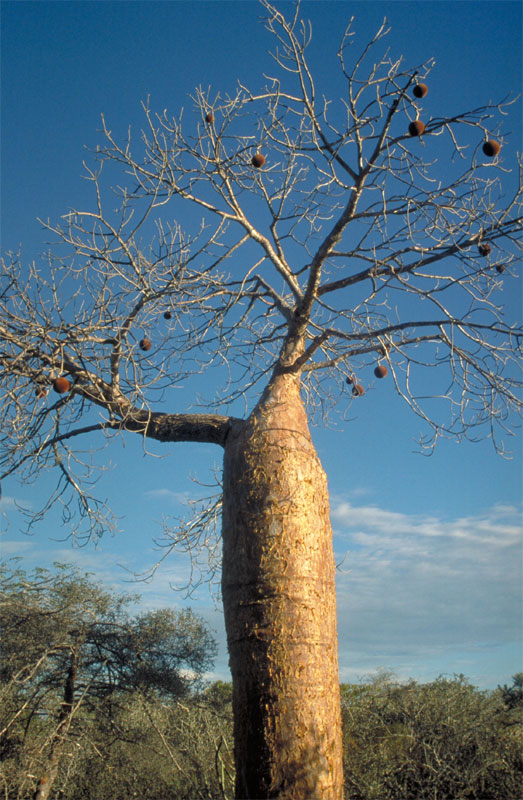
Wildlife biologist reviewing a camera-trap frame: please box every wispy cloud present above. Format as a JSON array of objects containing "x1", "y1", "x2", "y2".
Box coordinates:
[
  {"x1": 0, "y1": 539, "x2": 34, "y2": 556},
  {"x1": 143, "y1": 488, "x2": 192, "y2": 505},
  {"x1": 0, "y1": 534, "x2": 213, "y2": 612},
  {"x1": 0, "y1": 495, "x2": 32, "y2": 511},
  {"x1": 332, "y1": 500, "x2": 522, "y2": 683}
]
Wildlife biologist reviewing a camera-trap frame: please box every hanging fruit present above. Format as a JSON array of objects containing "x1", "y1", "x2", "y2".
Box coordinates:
[
  {"x1": 495, "y1": 264, "x2": 506, "y2": 274},
  {"x1": 352, "y1": 384, "x2": 365, "y2": 397},
  {"x1": 251, "y1": 153, "x2": 265, "y2": 168},
  {"x1": 163, "y1": 311, "x2": 172, "y2": 320},
  {"x1": 408, "y1": 120, "x2": 425, "y2": 137},
  {"x1": 345, "y1": 376, "x2": 354, "y2": 385},
  {"x1": 53, "y1": 377, "x2": 71, "y2": 394},
  {"x1": 35, "y1": 386, "x2": 48, "y2": 398},
  {"x1": 413, "y1": 83, "x2": 428, "y2": 98},
  {"x1": 205, "y1": 112, "x2": 214, "y2": 124},
  {"x1": 482, "y1": 140, "x2": 501, "y2": 157},
  {"x1": 139, "y1": 338, "x2": 152, "y2": 352},
  {"x1": 478, "y1": 242, "x2": 491, "y2": 257},
  {"x1": 374, "y1": 365, "x2": 388, "y2": 379}
]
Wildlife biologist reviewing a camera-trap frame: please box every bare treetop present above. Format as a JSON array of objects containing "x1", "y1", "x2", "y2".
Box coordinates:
[{"x1": 1, "y1": 0, "x2": 522, "y2": 538}]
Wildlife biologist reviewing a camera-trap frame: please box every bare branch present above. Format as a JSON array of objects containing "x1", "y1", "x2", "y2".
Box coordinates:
[{"x1": 1, "y1": 0, "x2": 521, "y2": 540}]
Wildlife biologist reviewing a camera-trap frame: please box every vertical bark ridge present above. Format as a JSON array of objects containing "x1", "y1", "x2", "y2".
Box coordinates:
[{"x1": 222, "y1": 372, "x2": 343, "y2": 799}]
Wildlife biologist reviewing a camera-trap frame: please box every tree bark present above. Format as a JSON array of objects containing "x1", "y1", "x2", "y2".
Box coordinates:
[{"x1": 222, "y1": 370, "x2": 344, "y2": 799}]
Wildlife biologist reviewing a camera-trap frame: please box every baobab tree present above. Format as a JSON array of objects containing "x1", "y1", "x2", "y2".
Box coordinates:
[{"x1": 1, "y1": 2, "x2": 522, "y2": 797}]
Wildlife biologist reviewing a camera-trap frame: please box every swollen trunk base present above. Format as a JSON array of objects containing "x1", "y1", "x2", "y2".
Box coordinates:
[{"x1": 222, "y1": 372, "x2": 344, "y2": 799}]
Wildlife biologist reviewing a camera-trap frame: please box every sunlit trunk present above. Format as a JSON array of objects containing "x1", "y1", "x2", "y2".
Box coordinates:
[{"x1": 222, "y1": 370, "x2": 344, "y2": 799}]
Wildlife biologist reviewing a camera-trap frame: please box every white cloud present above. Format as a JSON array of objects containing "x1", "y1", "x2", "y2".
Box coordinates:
[
  {"x1": 144, "y1": 488, "x2": 192, "y2": 505},
  {"x1": 0, "y1": 539, "x2": 34, "y2": 556},
  {"x1": 332, "y1": 499, "x2": 522, "y2": 682},
  {"x1": 0, "y1": 495, "x2": 32, "y2": 511}
]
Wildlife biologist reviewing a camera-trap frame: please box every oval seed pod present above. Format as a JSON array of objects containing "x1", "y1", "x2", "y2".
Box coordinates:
[
  {"x1": 139, "y1": 338, "x2": 152, "y2": 352},
  {"x1": 251, "y1": 153, "x2": 265, "y2": 168},
  {"x1": 374, "y1": 365, "x2": 388, "y2": 379},
  {"x1": 413, "y1": 83, "x2": 428, "y2": 98},
  {"x1": 408, "y1": 120, "x2": 425, "y2": 137},
  {"x1": 482, "y1": 140, "x2": 501, "y2": 157},
  {"x1": 53, "y1": 377, "x2": 71, "y2": 394}
]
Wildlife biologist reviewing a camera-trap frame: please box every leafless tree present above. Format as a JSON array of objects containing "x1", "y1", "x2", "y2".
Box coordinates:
[{"x1": 1, "y1": 2, "x2": 521, "y2": 797}]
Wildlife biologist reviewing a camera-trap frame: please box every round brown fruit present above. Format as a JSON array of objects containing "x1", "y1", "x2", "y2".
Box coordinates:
[
  {"x1": 495, "y1": 264, "x2": 506, "y2": 274},
  {"x1": 53, "y1": 377, "x2": 70, "y2": 394},
  {"x1": 139, "y1": 338, "x2": 152, "y2": 352},
  {"x1": 35, "y1": 386, "x2": 48, "y2": 398},
  {"x1": 374, "y1": 364, "x2": 388, "y2": 379},
  {"x1": 163, "y1": 311, "x2": 172, "y2": 320},
  {"x1": 345, "y1": 376, "x2": 354, "y2": 385},
  {"x1": 352, "y1": 383, "x2": 365, "y2": 397},
  {"x1": 482, "y1": 140, "x2": 501, "y2": 157},
  {"x1": 205, "y1": 112, "x2": 214, "y2": 124},
  {"x1": 251, "y1": 153, "x2": 265, "y2": 168},
  {"x1": 409, "y1": 120, "x2": 425, "y2": 137},
  {"x1": 478, "y1": 242, "x2": 491, "y2": 257},
  {"x1": 413, "y1": 83, "x2": 428, "y2": 99}
]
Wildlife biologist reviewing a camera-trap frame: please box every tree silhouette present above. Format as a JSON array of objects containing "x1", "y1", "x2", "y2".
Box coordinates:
[{"x1": 1, "y1": 2, "x2": 521, "y2": 797}]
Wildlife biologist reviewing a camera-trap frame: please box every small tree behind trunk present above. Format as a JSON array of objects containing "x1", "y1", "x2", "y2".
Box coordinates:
[
  {"x1": 33, "y1": 652, "x2": 78, "y2": 800},
  {"x1": 222, "y1": 370, "x2": 344, "y2": 799}
]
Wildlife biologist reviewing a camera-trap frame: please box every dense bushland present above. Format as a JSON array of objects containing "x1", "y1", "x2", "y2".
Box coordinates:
[
  {"x1": 1, "y1": 564, "x2": 521, "y2": 799},
  {"x1": 340, "y1": 672, "x2": 522, "y2": 800}
]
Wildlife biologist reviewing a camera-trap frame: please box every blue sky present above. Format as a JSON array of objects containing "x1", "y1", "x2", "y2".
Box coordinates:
[{"x1": 1, "y1": 0, "x2": 522, "y2": 689}]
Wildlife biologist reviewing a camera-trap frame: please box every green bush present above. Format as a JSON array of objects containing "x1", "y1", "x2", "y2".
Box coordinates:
[{"x1": 341, "y1": 672, "x2": 522, "y2": 800}]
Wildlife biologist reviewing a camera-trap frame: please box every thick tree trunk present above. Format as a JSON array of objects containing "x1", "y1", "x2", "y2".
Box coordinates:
[{"x1": 222, "y1": 370, "x2": 344, "y2": 799}]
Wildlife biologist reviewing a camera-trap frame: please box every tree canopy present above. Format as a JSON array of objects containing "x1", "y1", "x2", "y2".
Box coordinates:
[
  {"x1": 0, "y1": 561, "x2": 217, "y2": 799},
  {"x1": 1, "y1": 2, "x2": 521, "y2": 543},
  {"x1": 0, "y1": 560, "x2": 216, "y2": 700}
]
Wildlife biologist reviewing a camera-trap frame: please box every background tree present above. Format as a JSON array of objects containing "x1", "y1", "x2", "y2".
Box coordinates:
[
  {"x1": 498, "y1": 672, "x2": 523, "y2": 712},
  {"x1": 1, "y1": 1, "x2": 521, "y2": 797},
  {"x1": 0, "y1": 561, "x2": 216, "y2": 800}
]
